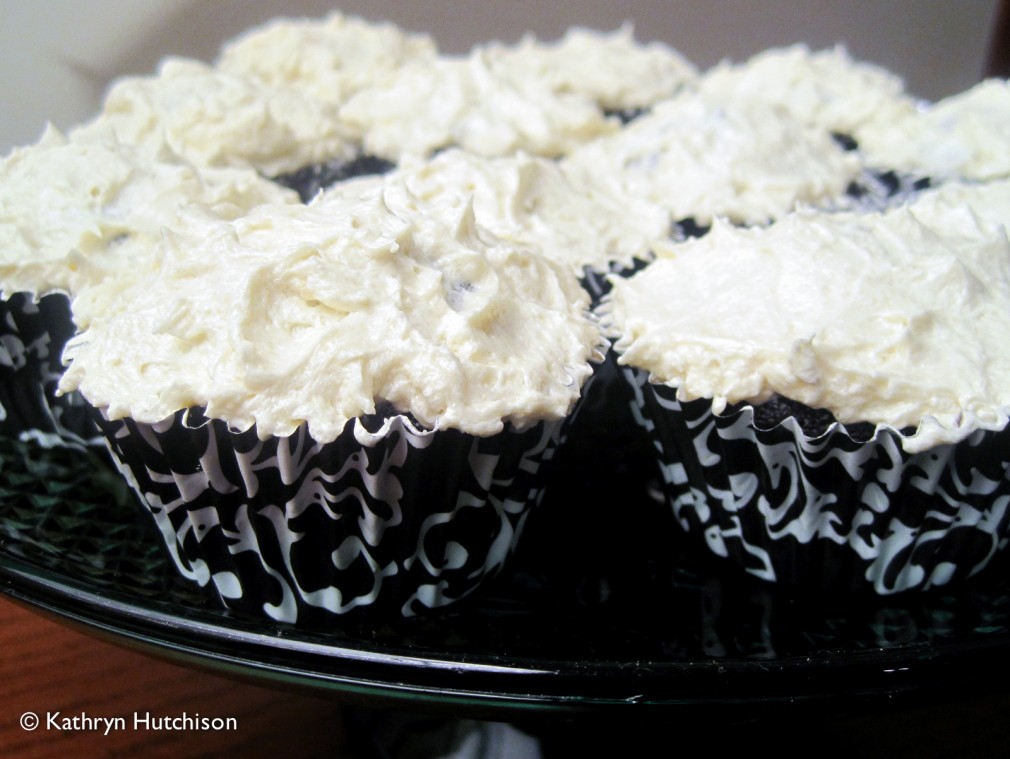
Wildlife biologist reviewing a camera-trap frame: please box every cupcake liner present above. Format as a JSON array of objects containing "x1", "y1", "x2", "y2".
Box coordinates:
[
  {"x1": 578, "y1": 257, "x2": 651, "y2": 307},
  {"x1": 623, "y1": 366, "x2": 1010, "y2": 594},
  {"x1": 94, "y1": 407, "x2": 564, "y2": 623},
  {"x1": 578, "y1": 218, "x2": 711, "y2": 306},
  {"x1": 0, "y1": 292, "x2": 102, "y2": 449},
  {"x1": 555, "y1": 347, "x2": 653, "y2": 476}
]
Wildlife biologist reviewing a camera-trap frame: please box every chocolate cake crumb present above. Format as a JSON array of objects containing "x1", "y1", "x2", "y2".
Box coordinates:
[
  {"x1": 831, "y1": 131, "x2": 859, "y2": 151},
  {"x1": 671, "y1": 217, "x2": 711, "y2": 241},
  {"x1": 604, "y1": 107, "x2": 647, "y2": 124},
  {"x1": 728, "y1": 394, "x2": 878, "y2": 441},
  {"x1": 273, "y1": 155, "x2": 395, "y2": 202}
]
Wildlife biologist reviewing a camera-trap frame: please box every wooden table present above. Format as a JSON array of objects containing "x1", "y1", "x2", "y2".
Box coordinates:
[{"x1": 0, "y1": 596, "x2": 358, "y2": 759}]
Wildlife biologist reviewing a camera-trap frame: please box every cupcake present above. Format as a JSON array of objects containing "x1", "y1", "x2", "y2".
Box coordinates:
[
  {"x1": 344, "y1": 145, "x2": 670, "y2": 480},
  {"x1": 561, "y1": 89, "x2": 861, "y2": 230},
  {"x1": 0, "y1": 123, "x2": 294, "y2": 447},
  {"x1": 60, "y1": 182, "x2": 602, "y2": 622},
  {"x1": 215, "y1": 10, "x2": 439, "y2": 108},
  {"x1": 696, "y1": 43, "x2": 932, "y2": 210},
  {"x1": 554, "y1": 80, "x2": 866, "y2": 491},
  {"x1": 697, "y1": 44, "x2": 918, "y2": 148},
  {"x1": 339, "y1": 24, "x2": 694, "y2": 164},
  {"x1": 602, "y1": 192, "x2": 1010, "y2": 594},
  {"x1": 855, "y1": 78, "x2": 1010, "y2": 183}
]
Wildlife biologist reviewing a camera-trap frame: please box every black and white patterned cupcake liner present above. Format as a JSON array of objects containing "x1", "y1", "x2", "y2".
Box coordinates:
[
  {"x1": 579, "y1": 257, "x2": 653, "y2": 306},
  {"x1": 0, "y1": 291, "x2": 102, "y2": 449},
  {"x1": 623, "y1": 366, "x2": 1010, "y2": 595},
  {"x1": 94, "y1": 407, "x2": 565, "y2": 623},
  {"x1": 556, "y1": 347, "x2": 653, "y2": 483}
]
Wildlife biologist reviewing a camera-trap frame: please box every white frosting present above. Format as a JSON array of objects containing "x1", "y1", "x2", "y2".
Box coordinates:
[
  {"x1": 78, "y1": 57, "x2": 354, "y2": 175},
  {"x1": 8, "y1": 11, "x2": 1007, "y2": 453},
  {"x1": 217, "y1": 11, "x2": 438, "y2": 105},
  {"x1": 0, "y1": 124, "x2": 296, "y2": 297},
  {"x1": 483, "y1": 25, "x2": 697, "y2": 110},
  {"x1": 339, "y1": 51, "x2": 617, "y2": 161},
  {"x1": 61, "y1": 189, "x2": 601, "y2": 440},
  {"x1": 340, "y1": 24, "x2": 698, "y2": 162},
  {"x1": 904, "y1": 178, "x2": 1010, "y2": 231},
  {"x1": 699, "y1": 44, "x2": 918, "y2": 139},
  {"x1": 606, "y1": 201, "x2": 1010, "y2": 452},
  {"x1": 562, "y1": 91, "x2": 860, "y2": 225},
  {"x1": 323, "y1": 149, "x2": 669, "y2": 273},
  {"x1": 857, "y1": 79, "x2": 1010, "y2": 180}
]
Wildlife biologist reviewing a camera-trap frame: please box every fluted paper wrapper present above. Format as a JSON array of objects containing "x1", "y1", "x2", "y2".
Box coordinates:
[
  {"x1": 95, "y1": 408, "x2": 563, "y2": 623},
  {"x1": 624, "y1": 366, "x2": 1010, "y2": 594},
  {"x1": 0, "y1": 291, "x2": 101, "y2": 448}
]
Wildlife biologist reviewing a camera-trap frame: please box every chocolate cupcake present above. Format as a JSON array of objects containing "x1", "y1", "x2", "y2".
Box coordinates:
[
  {"x1": 0, "y1": 124, "x2": 294, "y2": 447},
  {"x1": 602, "y1": 196, "x2": 1010, "y2": 594},
  {"x1": 854, "y1": 78, "x2": 1010, "y2": 183},
  {"x1": 96, "y1": 405, "x2": 565, "y2": 622},
  {"x1": 61, "y1": 185, "x2": 602, "y2": 622}
]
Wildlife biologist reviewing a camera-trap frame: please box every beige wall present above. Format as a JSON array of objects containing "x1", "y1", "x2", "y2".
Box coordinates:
[{"x1": 1, "y1": 0, "x2": 1001, "y2": 153}]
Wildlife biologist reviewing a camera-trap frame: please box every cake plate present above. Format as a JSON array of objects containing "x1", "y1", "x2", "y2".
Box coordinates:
[{"x1": 3, "y1": 434, "x2": 1010, "y2": 721}]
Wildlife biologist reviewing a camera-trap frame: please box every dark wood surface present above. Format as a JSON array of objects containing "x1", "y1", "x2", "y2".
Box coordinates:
[{"x1": 0, "y1": 596, "x2": 358, "y2": 759}]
